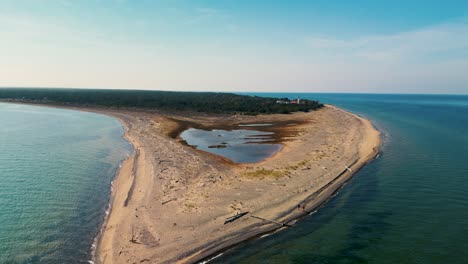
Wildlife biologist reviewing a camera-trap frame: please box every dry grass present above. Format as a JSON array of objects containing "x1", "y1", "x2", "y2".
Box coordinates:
[
  {"x1": 286, "y1": 160, "x2": 310, "y2": 170},
  {"x1": 243, "y1": 168, "x2": 286, "y2": 179}
]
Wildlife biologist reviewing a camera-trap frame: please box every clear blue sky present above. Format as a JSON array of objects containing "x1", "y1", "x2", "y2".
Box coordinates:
[{"x1": 1, "y1": 0, "x2": 468, "y2": 94}]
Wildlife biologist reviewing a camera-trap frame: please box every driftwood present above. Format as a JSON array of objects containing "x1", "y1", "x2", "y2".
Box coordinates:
[
  {"x1": 161, "y1": 198, "x2": 177, "y2": 205},
  {"x1": 224, "y1": 211, "x2": 249, "y2": 224}
]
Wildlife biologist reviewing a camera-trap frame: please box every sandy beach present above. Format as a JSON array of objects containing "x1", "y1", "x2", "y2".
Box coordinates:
[{"x1": 88, "y1": 105, "x2": 380, "y2": 264}]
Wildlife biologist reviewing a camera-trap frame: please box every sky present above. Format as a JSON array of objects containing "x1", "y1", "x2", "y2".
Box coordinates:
[{"x1": 1, "y1": 0, "x2": 468, "y2": 94}]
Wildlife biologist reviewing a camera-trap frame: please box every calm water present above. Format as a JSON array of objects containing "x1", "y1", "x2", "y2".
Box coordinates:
[
  {"x1": 0, "y1": 103, "x2": 131, "y2": 264},
  {"x1": 212, "y1": 93, "x2": 468, "y2": 264},
  {"x1": 180, "y1": 128, "x2": 281, "y2": 163}
]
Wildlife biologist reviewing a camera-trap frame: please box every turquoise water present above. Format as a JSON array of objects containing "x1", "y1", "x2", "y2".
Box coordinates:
[
  {"x1": 213, "y1": 93, "x2": 468, "y2": 264},
  {"x1": 180, "y1": 128, "x2": 281, "y2": 163},
  {"x1": 0, "y1": 103, "x2": 131, "y2": 264}
]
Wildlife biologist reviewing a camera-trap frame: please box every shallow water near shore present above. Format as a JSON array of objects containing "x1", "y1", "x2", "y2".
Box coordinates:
[
  {"x1": 180, "y1": 128, "x2": 281, "y2": 163},
  {"x1": 212, "y1": 93, "x2": 468, "y2": 264},
  {"x1": 0, "y1": 103, "x2": 131, "y2": 264}
]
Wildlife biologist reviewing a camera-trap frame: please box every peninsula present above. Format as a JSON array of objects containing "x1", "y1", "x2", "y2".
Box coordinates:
[{"x1": 0, "y1": 89, "x2": 380, "y2": 264}]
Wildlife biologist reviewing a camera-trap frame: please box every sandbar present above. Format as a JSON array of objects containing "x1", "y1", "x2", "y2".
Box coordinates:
[{"x1": 84, "y1": 104, "x2": 380, "y2": 264}]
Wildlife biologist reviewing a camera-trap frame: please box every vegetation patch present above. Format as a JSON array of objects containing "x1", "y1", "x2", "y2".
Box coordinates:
[
  {"x1": 286, "y1": 160, "x2": 310, "y2": 170},
  {"x1": 243, "y1": 168, "x2": 286, "y2": 179}
]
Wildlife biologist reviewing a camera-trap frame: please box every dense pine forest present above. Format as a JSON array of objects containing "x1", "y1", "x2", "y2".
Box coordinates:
[{"x1": 0, "y1": 88, "x2": 323, "y2": 115}]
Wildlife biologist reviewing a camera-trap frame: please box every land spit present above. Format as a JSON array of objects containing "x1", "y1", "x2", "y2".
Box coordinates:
[{"x1": 85, "y1": 105, "x2": 381, "y2": 264}]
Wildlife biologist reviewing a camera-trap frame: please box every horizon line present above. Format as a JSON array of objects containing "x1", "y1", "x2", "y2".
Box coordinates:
[{"x1": 0, "y1": 86, "x2": 467, "y2": 96}]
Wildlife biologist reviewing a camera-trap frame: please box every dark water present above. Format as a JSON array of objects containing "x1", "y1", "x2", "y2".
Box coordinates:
[
  {"x1": 180, "y1": 128, "x2": 281, "y2": 163},
  {"x1": 212, "y1": 93, "x2": 468, "y2": 264},
  {"x1": 0, "y1": 103, "x2": 131, "y2": 264}
]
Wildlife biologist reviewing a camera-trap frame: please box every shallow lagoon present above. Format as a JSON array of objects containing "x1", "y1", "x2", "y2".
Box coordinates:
[{"x1": 179, "y1": 128, "x2": 282, "y2": 163}]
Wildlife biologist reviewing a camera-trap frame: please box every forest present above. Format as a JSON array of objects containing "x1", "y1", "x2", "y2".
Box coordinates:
[{"x1": 0, "y1": 88, "x2": 323, "y2": 115}]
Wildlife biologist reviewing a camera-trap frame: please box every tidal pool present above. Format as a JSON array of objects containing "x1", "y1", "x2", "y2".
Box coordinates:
[{"x1": 179, "y1": 128, "x2": 282, "y2": 163}]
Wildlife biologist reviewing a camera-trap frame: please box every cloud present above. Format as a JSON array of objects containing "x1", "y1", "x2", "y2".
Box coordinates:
[{"x1": 305, "y1": 19, "x2": 468, "y2": 63}]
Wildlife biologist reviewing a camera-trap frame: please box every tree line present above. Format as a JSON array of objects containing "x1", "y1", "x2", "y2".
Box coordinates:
[{"x1": 0, "y1": 88, "x2": 323, "y2": 115}]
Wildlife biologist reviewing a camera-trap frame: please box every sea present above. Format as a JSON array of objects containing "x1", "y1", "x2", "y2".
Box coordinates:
[
  {"x1": 1, "y1": 93, "x2": 468, "y2": 264},
  {"x1": 209, "y1": 93, "x2": 468, "y2": 264},
  {"x1": 0, "y1": 103, "x2": 131, "y2": 264}
]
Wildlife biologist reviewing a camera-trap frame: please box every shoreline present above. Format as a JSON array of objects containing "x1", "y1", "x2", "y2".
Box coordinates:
[
  {"x1": 87, "y1": 110, "x2": 147, "y2": 264},
  {"x1": 91, "y1": 115, "x2": 136, "y2": 264},
  {"x1": 0, "y1": 101, "x2": 381, "y2": 263},
  {"x1": 91, "y1": 156, "x2": 129, "y2": 263}
]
